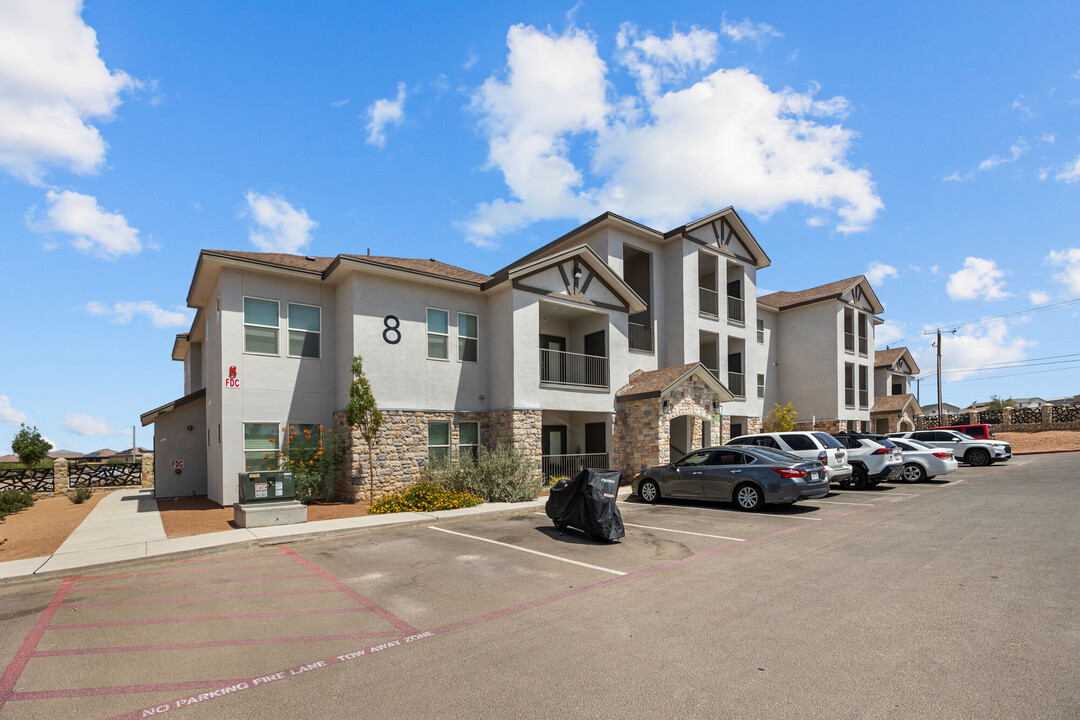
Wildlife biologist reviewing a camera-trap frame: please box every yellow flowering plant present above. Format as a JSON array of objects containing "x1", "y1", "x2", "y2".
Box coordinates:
[{"x1": 369, "y1": 481, "x2": 482, "y2": 514}]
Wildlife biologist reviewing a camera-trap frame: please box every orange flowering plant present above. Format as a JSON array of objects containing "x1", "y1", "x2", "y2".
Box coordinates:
[{"x1": 281, "y1": 424, "x2": 343, "y2": 504}]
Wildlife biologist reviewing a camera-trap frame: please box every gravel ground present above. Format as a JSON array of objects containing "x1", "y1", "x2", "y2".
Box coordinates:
[
  {"x1": 156, "y1": 496, "x2": 373, "y2": 538},
  {"x1": 997, "y1": 430, "x2": 1080, "y2": 453},
  {"x1": 0, "y1": 490, "x2": 108, "y2": 561}
]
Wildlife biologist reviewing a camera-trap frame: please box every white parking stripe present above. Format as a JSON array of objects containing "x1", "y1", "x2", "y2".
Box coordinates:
[
  {"x1": 623, "y1": 522, "x2": 745, "y2": 541},
  {"x1": 806, "y1": 500, "x2": 877, "y2": 507},
  {"x1": 428, "y1": 526, "x2": 626, "y2": 576},
  {"x1": 629, "y1": 504, "x2": 823, "y2": 520}
]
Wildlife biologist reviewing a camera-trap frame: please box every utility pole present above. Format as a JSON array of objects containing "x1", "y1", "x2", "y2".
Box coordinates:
[{"x1": 925, "y1": 328, "x2": 956, "y2": 419}]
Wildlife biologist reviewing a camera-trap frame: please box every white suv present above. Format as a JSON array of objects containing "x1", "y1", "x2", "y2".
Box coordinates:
[
  {"x1": 832, "y1": 433, "x2": 904, "y2": 489},
  {"x1": 889, "y1": 430, "x2": 1011, "y2": 467},
  {"x1": 727, "y1": 431, "x2": 852, "y2": 483}
]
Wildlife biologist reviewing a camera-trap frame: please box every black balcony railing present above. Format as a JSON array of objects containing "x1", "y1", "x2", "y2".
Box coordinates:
[
  {"x1": 699, "y1": 287, "x2": 719, "y2": 316},
  {"x1": 542, "y1": 453, "x2": 610, "y2": 484},
  {"x1": 628, "y1": 322, "x2": 653, "y2": 352},
  {"x1": 727, "y1": 296, "x2": 745, "y2": 324},
  {"x1": 539, "y1": 348, "x2": 608, "y2": 389},
  {"x1": 728, "y1": 371, "x2": 745, "y2": 398}
]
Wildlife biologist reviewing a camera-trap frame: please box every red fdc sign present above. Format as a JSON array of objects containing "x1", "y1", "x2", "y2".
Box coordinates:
[
  {"x1": 172, "y1": 460, "x2": 184, "y2": 469},
  {"x1": 225, "y1": 365, "x2": 240, "y2": 388}
]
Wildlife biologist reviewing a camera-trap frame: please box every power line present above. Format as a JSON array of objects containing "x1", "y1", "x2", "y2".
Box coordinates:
[
  {"x1": 885, "y1": 296, "x2": 1080, "y2": 348},
  {"x1": 941, "y1": 361, "x2": 1080, "y2": 384},
  {"x1": 919, "y1": 352, "x2": 1080, "y2": 378}
]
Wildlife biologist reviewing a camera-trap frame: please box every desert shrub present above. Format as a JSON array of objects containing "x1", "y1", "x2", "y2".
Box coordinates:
[
  {"x1": 425, "y1": 445, "x2": 542, "y2": 503},
  {"x1": 368, "y1": 481, "x2": 482, "y2": 514},
  {"x1": 68, "y1": 487, "x2": 93, "y2": 504},
  {"x1": 0, "y1": 489, "x2": 35, "y2": 521}
]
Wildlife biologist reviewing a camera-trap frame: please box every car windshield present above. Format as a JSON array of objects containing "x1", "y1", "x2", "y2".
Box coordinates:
[
  {"x1": 873, "y1": 438, "x2": 899, "y2": 449},
  {"x1": 747, "y1": 447, "x2": 805, "y2": 464},
  {"x1": 812, "y1": 432, "x2": 843, "y2": 449},
  {"x1": 903, "y1": 439, "x2": 936, "y2": 450}
]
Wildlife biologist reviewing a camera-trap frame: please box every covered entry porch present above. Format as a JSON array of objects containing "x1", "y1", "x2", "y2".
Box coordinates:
[{"x1": 540, "y1": 410, "x2": 611, "y2": 482}]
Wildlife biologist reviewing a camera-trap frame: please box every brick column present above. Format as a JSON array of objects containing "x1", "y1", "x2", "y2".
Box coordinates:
[
  {"x1": 1002, "y1": 407, "x2": 1012, "y2": 425},
  {"x1": 1040, "y1": 404, "x2": 1053, "y2": 424},
  {"x1": 53, "y1": 458, "x2": 68, "y2": 495},
  {"x1": 141, "y1": 453, "x2": 155, "y2": 488}
]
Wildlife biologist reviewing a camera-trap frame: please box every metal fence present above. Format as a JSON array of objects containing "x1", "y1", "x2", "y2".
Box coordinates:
[
  {"x1": 0, "y1": 468, "x2": 54, "y2": 493},
  {"x1": 699, "y1": 287, "x2": 719, "y2": 316},
  {"x1": 728, "y1": 371, "x2": 745, "y2": 398},
  {"x1": 1051, "y1": 404, "x2": 1080, "y2": 422},
  {"x1": 727, "y1": 296, "x2": 745, "y2": 324},
  {"x1": 68, "y1": 462, "x2": 143, "y2": 488},
  {"x1": 541, "y1": 453, "x2": 610, "y2": 484},
  {"x1": 539, "y1": 348, "x2": 608, "y2": 389},
  {"x1": 628, "y1": 322, "x2": 653, "y2": 352}
]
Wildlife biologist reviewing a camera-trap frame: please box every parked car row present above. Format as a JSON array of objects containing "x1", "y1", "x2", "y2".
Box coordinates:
[{"x1": 629, "y1": 425, "x2": 1008, "y2": 512}]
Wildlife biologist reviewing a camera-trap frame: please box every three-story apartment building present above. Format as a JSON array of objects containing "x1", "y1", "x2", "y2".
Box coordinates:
[{"x1": 142, "y1": 207, "x2": 883, "y2": 505}]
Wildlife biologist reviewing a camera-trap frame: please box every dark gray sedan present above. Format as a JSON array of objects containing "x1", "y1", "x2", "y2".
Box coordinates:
[{"x1": 631, "y1": 446, "x2": 829, "y2": 511}]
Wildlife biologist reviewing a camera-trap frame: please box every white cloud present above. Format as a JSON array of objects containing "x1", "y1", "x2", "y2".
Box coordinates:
[
  {"x1": 1046, "y1": 248, "x2": 1080, "y2": 293},
  {"x1": 85, "y1": 300, "x2": 191, "y2": 328},
  {"x1": 805, "y1": 215, "x2": 827, "y2": 227},
  {"x1": 0, "y1": 395, "x2": 29, "y2": 426},
  {"x1": 941, "y1": 171, "x2": 963, "y2": 182},
  {"x1": 976, "y1": 140, "x2": 1028, "y2": 171},
  {"x1": 243, "y1": 191, "x2": 317, "y2": 254},
  {"x1": 1011, "y1": 97, "x2": 1034, "y2": 118},
  {"x1": 62, "y1": 412, "x2": 115, "y2": 436},
  {"x1": 719, "y1": 16, "x2": 782, "y2": 48},
  {"x1": 1055, "y1": 155, "x2": 1080, "y2": 183},
  {"x1": 365, "y1": 82, "x2": 407, "y2": 148},
  {"x1": 0, "y1": 0, "x2": 135, "y2": 183},
  {"x1": 915, "y1": 320, "x2": 1034, "y2": 381},
  {"x1": 1028, "y1": 290, "x2": 1051, "y2": 305},
  {"x1": 946, "y1": 257, "x2": 1010, "y2": 301},
  {"x1": 929, "y1": 265, "x2": 940, "y2": 274},
  {"x1": 874, "y1": 320, "x2": 906, "y2": 347},
  {"x1": 1041, "y1": 133, "x2": 1055, "y2": 144},
  {"x1": 330, "y1": 98, "x2": 349, "y2": 108},
  {"x1": 463, "y1": 23, "x2": 882, "y2": 247},
  {"x1": 464, "y1": 48, "x2": 478, "y2": 70},
  {"x1": 865, "y1": 261, "x2": 898, "y2": 285},
  {"x1": 31, "y1": 190, "x2": 141, "y2": 259}
]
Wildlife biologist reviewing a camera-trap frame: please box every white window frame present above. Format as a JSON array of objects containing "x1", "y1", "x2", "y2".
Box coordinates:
[
  {"x1": 458, "y1": 312, "x2": 479, "y2": 363},
  {"x1": 858, "y1": 365, "x2": 869, "y2": 409},
  {"x1": 843, "y1": 307, "x2": 855, "y2": 354},
  {"x1": 857, "y1": 312, "x2": 869, "y2": 357},
  {"x1": 844, "y1": 363, "x2": 856, "y2": 408},
  {"x1": 757, "y1": 373, "x2": 765, "y2": 398},
  {"x1": 427, "y1": 308, "x2": 449, "y2": 361},
  {"x1": 756, "y1": 318, "x2": 764, "y2": 344},
  {"x1": 428, "y1": 420, "x2": 450, "y2": 462},
  {"x1": 287, "y1": 302, "x2": 321, "y2": 359},
  {"x1": 459, "y1": 420, "x2": 480, "y2": 459},
  {"x1": 243, "y1": 421, "x2": 280, "y2": 472},
  {"x1": 243, "y1": 296, "x2": 280, "y2": 356}
]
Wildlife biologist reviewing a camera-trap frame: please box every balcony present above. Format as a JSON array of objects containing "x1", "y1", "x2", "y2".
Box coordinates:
[
  {"x1": 728, "y1": 371, "x2": 745, "y2": 398},
  {"x1": 727, "y1": 295, "x2": 745, "y2": 325},
  {"x1": 542, "y1": 453, "x2": 610, "y2": 483},
  {"x1": 628, "y1": 322, "x2": 653, "y2": 352},
  {"x1": 699, "y1": 287, "x2": 719, "y2": 317},
  {"x1": 540, "y1": 348, "x2": 608, "y2": 389}
]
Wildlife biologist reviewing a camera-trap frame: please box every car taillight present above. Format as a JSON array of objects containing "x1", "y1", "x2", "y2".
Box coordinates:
[
  {"x1": 932, "y1": 452, "x2": 949, "y2": 459},
  {"x1": 771, "y1": 468, "x2": 807, "y2": 479},
  {"x1": 872, "y1": 448, "x2": 889, "y2": 455},
  {"x1": 817, "y1": 451, "x2": 828, "y2": 464}
]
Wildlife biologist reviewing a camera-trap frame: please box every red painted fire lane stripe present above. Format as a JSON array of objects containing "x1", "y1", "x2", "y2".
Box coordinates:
[
  {"x1": 11, "y1": 679, "x2": 248, "y2": 701},
  {"x1": 0, "y1": 578, "x2": 75, "y2": 712},
  {"x1": 74, "y1": 562, "x2": 300, "y2": 580},
  {"x1": 32, "y1": 631, "x2": 402, "y2": 657},
  {"x1": 48, "y1": 607, "x2": 372, "y2": 630},
  {"x1": 175, "y1": 551, "x2": 288, "y2": 564},
  {"x1": 66, "y1": 573, "x2": 321, "y2": 592},
  {"x1": 280, "y1": 547, "x2": 420, "y2": 635},
  {"x1": 96, "y1": 479, "x2": 961, "y2": 719},
  {"x1": 65, "y1": 588, "x2": 338, "y2": 608}
]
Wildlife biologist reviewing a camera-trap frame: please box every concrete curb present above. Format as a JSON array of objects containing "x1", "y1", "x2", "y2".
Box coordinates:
[{"x1": 0, "y1": 488, "x2": 629, "y2": 586}]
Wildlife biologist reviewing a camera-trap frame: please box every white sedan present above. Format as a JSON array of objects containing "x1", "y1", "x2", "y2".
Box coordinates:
[{"x1": 890, "y1": 438, "x2": 959, "y2": 482}]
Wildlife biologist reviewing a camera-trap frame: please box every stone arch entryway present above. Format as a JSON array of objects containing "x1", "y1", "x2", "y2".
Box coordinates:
[{"x1": 612, "y1": 363, "x2": 735, "y2": 475}]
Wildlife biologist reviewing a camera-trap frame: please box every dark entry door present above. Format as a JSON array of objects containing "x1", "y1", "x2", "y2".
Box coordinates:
[
  {"x1": 542, "y1": 425, "x2": 567, "y2": 456},
  {"x1": 583, "y1": 330, "x2": 607, "y2": 386},
  {"x1": 584, "y1": 422, "x2": 606, "y2": 454},
  {"x1": 539, "y1": 334, "x2": 567, "y2": 383}
]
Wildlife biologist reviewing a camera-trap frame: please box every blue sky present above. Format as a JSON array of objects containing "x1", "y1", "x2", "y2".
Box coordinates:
[{"x1": 2, "y1": 0, "x2": 1079, "y2": 453}]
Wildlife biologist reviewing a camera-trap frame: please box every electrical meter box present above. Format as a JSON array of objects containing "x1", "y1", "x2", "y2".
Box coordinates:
[{"x1": 238, "y1": 470, "x2": 295, "y2": 503}]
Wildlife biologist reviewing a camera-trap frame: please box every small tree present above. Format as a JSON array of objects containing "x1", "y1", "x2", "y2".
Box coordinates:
[
  {"x1": 11, "y1": 424, "x2": 52, "y2": 471},
  {"x1": 345, "y1": 355, "x2": 383, "y2": 502},
  {"x1": 986, "y1": 395, "x2": 1015, "y2": 412},
  {"x1": 762, "y1": 402, "x2": 798, "y2": 433}
]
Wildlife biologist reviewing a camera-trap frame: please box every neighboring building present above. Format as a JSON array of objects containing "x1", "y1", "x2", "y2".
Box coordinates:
[
  {"x1": 757, "y1": 277, "x2": 882, "y2": 433},
  {"x1": 870, "y1": 347, "x2": 922, "y2": 432},
  {"x1": 142, "y1": 208, "x2": 885, "y2": 505},
  {"x1": 1047, "y1": 395, "x2": 1080, "y2": 406},
  {"x1": 1010, "y1": 397, "x2": 1048, "y2": 409},
  {"x1": 934, "y1": 402, "x2": 963, "y2": 415}
]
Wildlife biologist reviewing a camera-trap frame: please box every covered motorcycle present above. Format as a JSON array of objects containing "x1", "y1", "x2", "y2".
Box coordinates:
[{"x1": 545, "y1": 468, "x2": 625, "y2": 542}]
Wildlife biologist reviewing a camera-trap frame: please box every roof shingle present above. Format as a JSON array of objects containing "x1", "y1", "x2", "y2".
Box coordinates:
[
  {"x1": 616, "y1": 363, "x2": 701, "y2": 399},
  {"x1": 757, "y1": 276, "x2": 863, "y2": 310}
]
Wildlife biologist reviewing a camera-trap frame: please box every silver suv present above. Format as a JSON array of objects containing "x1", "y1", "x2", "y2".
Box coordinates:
[
  {"x1": 727, "y1": 431, "x2": 852, "y2": 483},
  {"x1": 888, "y1": 430, "x2": 1011, "y2": 467},
  {"x1": 832, "y1": 433, "x2": 904, "y2": 489}
]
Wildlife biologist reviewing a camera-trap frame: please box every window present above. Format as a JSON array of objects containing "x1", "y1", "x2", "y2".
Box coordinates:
[
  {"x1": 858, "y1": 313, "x2": 868, "y2": 356},
  {"x1": 428, "y1": 421, "x2": 450, "y2": 462},
  {"x1": 674, "y1": 450, "x2": 713, "y2": 467},
  {"x1": 859, "y1": 365, "x2": 869, "y2": 408},
  {"x1": 733, "y1": 436, "x2": 780, "y2": 449},
  {"x1": 756, "y1": 318, "x2": 764, "y2": 343},
  {"x1": 288, "y1": 303, "x2": 321, "y2": 358},
  {"x1": 780, "y1": 434, "x2": 817, "y2": 451},
  {"x1": 217, "y1": 423, "x2": 221, "y2": 445},
  {"x1": 459, "y1": 421, "x2": 479, "y2": 459},
  {"x1": 585, "y1": 422, "x2": 606, "y2": 454},
  {"x1": 757, "y1": 373, "x2": 765, "y2": 398},
  {"x1": 715, "y1": 450, "x2": 750, "y2": 466},
  {"x1": 427, "y1": 309, "x2": 449, "y2": 360},
  {"x1": 244, "y1": 298, "x2": 279, "y2": 355},
  {"x1": 207, "y1": 427, "x2": 210, "y2": 448},
  {"x1": 843, "y1": 308, "x2": 855, "y2": 353},
  {"x1": 243, "y1": 422, "x2": 279, "y2": 471},
  {"x1": 289, "y1": 423, "x2": 320, "y2": 446},
  {"x1": 844, "y1": 363, "x2": 855, "y2": 407},
  {"x1": 458, "y1": 313, "x2": 478, "y2": 362},
  {"x1": 812, "y1": 433, "x2": 843, "y2": 449}
]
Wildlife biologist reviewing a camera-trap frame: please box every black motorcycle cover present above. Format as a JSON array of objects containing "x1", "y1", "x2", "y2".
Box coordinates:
[{"x1": 545, "y1": 468, "x2": 625, "y2": 541}]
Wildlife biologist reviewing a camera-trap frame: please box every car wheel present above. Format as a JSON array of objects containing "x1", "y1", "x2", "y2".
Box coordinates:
[
  {"x1": 902, "y1": 463, "x2": 926, "y2": 483},
  {"x1": 851, "y1": 466, "x2": 868, "y2": 490},
  {"x1": 733, "y1": 483, "x2": 764, "y2": 512},
  {"x1": 638, "y1": 479, "x2": 661, "y2": 504},
  {"x1": 966, "y1": 449, "x2": 990, "y2": 467}
]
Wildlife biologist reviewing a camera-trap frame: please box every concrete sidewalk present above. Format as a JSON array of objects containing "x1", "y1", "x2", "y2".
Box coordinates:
[{"x1": 0, "y1": 485, "x2": 622, "y2": 581}]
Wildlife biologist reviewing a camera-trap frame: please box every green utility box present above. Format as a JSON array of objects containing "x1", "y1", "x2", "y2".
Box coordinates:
[{"x1": 238, "y1": 470, "x2": 295, "y2": 503}]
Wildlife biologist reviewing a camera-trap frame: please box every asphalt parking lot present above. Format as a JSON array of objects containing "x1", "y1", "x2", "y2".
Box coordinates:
[{"x1": 0, "y1": 454, "x2": 1076, "y2": 719}]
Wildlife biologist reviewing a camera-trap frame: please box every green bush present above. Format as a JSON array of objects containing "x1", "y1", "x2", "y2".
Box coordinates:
[
  {"x1": 0, "y1": 489, "x2": 35, "y2": 521},
  {"x1": 68, "y1": 487, "x2": 93, "y2": 504},
  {"x1": 369, "y1": 481, "x2": 482, "y2": 514},
  {"x1": 281, "y1": 425, "x2": 343, "y2": 504},
  {"x1": 424, "y1": 445, "x2": 542, "y2": 503}
]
